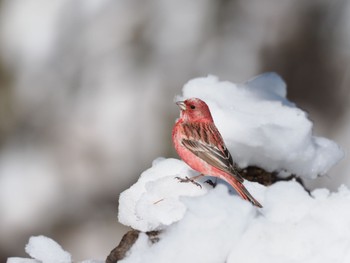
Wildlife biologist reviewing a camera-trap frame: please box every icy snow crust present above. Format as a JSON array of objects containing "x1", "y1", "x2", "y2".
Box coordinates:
[{"x1": 178, "y1": 73, "x2": 343, "y2": 178}]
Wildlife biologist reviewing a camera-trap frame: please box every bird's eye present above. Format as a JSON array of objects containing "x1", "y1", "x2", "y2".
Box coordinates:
[{"x1": 190, "y1": 105, "x2": 196, "y2": 109}]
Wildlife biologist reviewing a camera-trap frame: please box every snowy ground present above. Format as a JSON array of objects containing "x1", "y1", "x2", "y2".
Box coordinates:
[{"x1": 7, "y1": 73, "x2": 348, "y2": 263}]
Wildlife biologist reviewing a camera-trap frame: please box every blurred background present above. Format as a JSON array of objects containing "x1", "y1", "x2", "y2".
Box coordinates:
[{"x1": 0, "y1": 0, "x2": 349, "y2": 261}]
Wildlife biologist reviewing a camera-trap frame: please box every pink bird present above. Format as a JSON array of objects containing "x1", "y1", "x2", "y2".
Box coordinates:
[{"x1": 172, "y1": 98, "x2": 262, "y2": 208}]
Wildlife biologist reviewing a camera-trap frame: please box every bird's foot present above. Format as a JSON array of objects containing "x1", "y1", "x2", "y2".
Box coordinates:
[
  {"x1": 175, "y1": 176, "x2": 202, "y2": 188},
  {"x1": 205, "y1": 179, "x2": 217, "y2": 188}
]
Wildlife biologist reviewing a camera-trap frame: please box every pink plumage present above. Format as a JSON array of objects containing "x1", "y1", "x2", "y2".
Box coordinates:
[{"x1": 172, "y1": 98, "x2": 262, "y2": 207}]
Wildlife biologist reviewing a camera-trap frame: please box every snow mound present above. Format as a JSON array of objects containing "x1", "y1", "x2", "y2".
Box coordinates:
[
  {"x1": 119, "y1": 73, "x2": 344, "y2": 233},
  {"x1": 7, "y1": 236, "x2": 104, "y2": 263},
  {"x1": 118, "y1": 73, "x2": 347, "y2": 262},
  {"x1": 178, "y1": 73, "x2": 343, "y2": 178},
  {"x1": 120, "y1": 181, "x2": 350, "y2": 263},
  {"x1": 118, "y1": 158, "x2": 212, "y2": 232},
  {"x1": 24, "y1": 236, "x2": 71, "y2": 263},
  {"x1": 118, "y1": 157, "x2": 264, "y2": 232}
]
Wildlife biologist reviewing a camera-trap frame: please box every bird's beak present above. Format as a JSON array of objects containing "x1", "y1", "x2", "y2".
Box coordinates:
[{"x1": 176, "y1": 101, "x2": 186, "y2": 111}]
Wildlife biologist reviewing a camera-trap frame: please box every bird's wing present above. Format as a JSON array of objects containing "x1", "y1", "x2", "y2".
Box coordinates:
[{"x1": 181, "y1": 138, "x2": 244, "y2": 183}]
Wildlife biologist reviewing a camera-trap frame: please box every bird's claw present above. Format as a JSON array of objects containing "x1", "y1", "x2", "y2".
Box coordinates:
[
  {"x1": 175, "y1": 176, "x2": 202, "y2": 188},
  {"x1": 205, "y1": 179, "x2": 217, "y2": 188}
]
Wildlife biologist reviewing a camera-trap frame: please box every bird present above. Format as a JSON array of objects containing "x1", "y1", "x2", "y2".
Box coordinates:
[{"x1": 172, "y1": 97, "x2": 262, "y2": 208}]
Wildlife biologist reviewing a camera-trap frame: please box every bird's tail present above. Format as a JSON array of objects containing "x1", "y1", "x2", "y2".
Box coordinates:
[
  {"x1": 235, "y1": 182, "x2": 262, "y2": 208},
  {"x1": 224, "y1": 175, "x2": 262, "y2": 208}
]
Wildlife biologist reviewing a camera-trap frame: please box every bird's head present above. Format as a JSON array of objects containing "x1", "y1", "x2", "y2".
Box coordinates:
[{"x1": 176, "y1": 98, "x2": 213, "y2": 122}]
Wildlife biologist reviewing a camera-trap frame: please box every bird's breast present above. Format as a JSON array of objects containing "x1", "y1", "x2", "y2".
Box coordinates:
[{"x1": 172, "y1": 122, "x2": 211, "y2": 174}]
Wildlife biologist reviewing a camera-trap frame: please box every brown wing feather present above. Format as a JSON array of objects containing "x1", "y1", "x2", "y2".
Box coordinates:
[{"x1": 181, "y1": 138, "x2": 244, "y2": 183}]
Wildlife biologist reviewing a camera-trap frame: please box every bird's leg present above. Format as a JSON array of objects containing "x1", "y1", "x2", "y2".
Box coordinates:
[{"x1": 175, "y1": 174, "x2": 204, "y2": 188}]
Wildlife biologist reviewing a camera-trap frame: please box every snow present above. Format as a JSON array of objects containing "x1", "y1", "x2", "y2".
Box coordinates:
[
  {"x1": 9, "y1": 182, "x2": 350, "y2": 263},
  {"x1": 25, "y1": 236, "x2": 72, "y2": 263},
  {"x1": 118, "y1": 158, "x2": 210, "y2": 232},
  {"x1": 116, "y1": 73, "x2": 348, "y2": 262},
  {"x1": 177, "y1": 73, "x2": 343, "y2": 178},
  {"x1": 7, "y1": 235, "x2": 104, "y2": 263},
  {"x1": 119, "y1": 182, "x2": 350, "y2": 263},
  {"x1": 7, "y1": 258, "x2": 39, "y2": 263},
  {"x1": 119, "y1": 73, "x2": 343, "y2": 233},
  {"x1": 118, "y1": 157, "x2": 265, "y2": 232}
]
